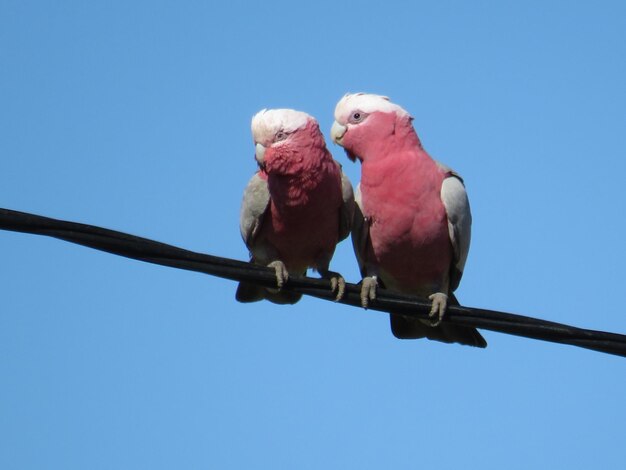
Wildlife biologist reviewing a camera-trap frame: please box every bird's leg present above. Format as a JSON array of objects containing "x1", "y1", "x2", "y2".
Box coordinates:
[
  {"x1": 427, "y1": 292, "x2": 448, "y2": 326},
  {"x1": 426, "y1": 276, "x2": 451, "y2": 326},
  {"x1": 267, "y1": 260, "x2": 289, "y2": 289},
  {"x1": 360, "y1": 275, "x2": 378, "y2": 309},
  {"x1": 318, "y1": 267, "x2": 346, "y2": 301}
]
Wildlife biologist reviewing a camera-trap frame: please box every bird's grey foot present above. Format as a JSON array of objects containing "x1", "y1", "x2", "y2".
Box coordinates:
[
  {"x1": 268, "y1": 260, "x2": 289, "y2": 289},
  {"x1": 360, "y1": 276, "x2": 378, "y2": 308},
  {"x1": 321, "y1": 270, "x2": 346, "y2": 301},
  {"x1": 428, "y1": 292, "x2": 448, "y2": 327}
]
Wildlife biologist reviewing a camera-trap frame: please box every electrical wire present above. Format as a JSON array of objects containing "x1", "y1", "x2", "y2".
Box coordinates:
[{"x1": 2, "y1": 207, "x2": 625, "y2": 358}]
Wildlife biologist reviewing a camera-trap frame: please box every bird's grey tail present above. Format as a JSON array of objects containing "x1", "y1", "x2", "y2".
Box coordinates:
[
  {"x1": 389, "y1": 294, "x2": 487, "y2": 348},
  {"x1": 235, "y1": 282, "x2": 302, "y2": 305}
]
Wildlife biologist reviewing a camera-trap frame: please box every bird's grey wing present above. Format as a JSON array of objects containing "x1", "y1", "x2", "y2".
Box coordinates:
[
  {"x1": 338, "y1": 166, "x2": 355, "y2": 242},
  {"x1": 239, "y1": 172, "x2": 270, "y2": 251},
  {"x1": 440, "y1": 172, "x2": 472, "y2": 292},
  {"x1": 350, "y1": 183, "x2": 371, "y2": 278}
]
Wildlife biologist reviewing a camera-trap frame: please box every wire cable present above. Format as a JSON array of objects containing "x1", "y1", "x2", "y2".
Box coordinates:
[{"x1": 2, "y1": 207, "x2": 625, "y2": 358}]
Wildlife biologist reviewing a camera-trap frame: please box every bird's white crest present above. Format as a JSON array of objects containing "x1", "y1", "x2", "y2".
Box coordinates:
[
  {"x1": 251, "y1": 108, "x2": 312, "y2": 143},
  {"x1": 334, "y1": 93, "x2": 411, "y2": 122}
]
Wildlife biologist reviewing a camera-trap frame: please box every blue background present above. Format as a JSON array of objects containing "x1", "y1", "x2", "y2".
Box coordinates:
[{"x1": 2, "y1": 1, "x2": 625, "y2": 468}]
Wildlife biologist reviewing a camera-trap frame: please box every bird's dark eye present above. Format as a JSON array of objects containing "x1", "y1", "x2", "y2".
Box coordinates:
[
  {"x1": 350, "y1": 111, "x2": 365, "y2": 123},
  {"x1": 275, "y1": 131, "x2": 287, "y2": 141}
]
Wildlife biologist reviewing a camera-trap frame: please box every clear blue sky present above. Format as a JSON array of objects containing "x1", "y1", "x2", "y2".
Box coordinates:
[{"x1": 2, "y1": 1, "x2": 625, "y2": 468}]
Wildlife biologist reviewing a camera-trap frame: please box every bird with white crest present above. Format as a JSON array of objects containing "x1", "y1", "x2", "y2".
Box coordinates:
[
  {"x1": 237, "y1": 108, "x2": 354, "y2": 304},
  {"x1": 332, "y1": 93, "x2": 486, "y2": 347}
]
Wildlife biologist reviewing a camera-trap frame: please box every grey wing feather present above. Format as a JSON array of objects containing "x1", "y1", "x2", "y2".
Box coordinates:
[
  {"x1": 239, "y1": 173, "x2": 270, "y2": 250},
  {"x1": 338, "y1": 167, "x2": 355, "y2": 242},
  {"x1": 440, "y1": 172, "x2": 472, "y2": 292},
  {"x1": 350, "y1": 183, "x2": 369, "y2": 278}
]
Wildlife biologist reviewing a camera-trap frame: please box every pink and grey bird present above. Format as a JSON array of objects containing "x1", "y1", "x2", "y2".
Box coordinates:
[
  {"x1": 331, "y1": 93, "x2": 486, "y2": 347},
  {"x1": 237, "y1": 108, "x2": 354, "y2": 304}
]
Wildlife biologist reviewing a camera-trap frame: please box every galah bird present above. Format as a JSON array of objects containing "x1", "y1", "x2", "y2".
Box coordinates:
[
  {"x1": 237, "y1": 108, "x2": 354, "y2": 305},
  {"x1": 331, "y1": 93, "x2": 486, "y2": 347}
]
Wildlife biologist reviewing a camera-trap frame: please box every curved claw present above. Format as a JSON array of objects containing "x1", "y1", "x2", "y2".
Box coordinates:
[
  {"x1": 329, "y1": 275, "x2": 346, "y2": 301},
  {"x1": 268, "y1": 260, "x2": 289, "y2": 289},
  {"x1": 320, "y1": 270, "x2": 346, "y2": 301},
  {"x1": 360, "y1": 276, "x2": 378, "y2": 309},
  {"x1": 428, "y1": 292, "x2": 448, "y2": 327}
]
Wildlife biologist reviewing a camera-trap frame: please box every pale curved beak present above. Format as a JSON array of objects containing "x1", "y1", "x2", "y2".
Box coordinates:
[
  {"x1": 331, "y1": 121, "x2": 347, "y2": 145},
  {"x1": 255, "y1": 142, "x2": 266, "y2": 166}
]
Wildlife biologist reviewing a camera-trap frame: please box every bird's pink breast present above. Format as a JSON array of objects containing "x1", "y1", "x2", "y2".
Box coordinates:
[
  {"x1": 361, "y1": 152, "x2": 452, "y2": 293},
  {"x1": 262, "y1": 154, "x2": 343, "y2": 272}
]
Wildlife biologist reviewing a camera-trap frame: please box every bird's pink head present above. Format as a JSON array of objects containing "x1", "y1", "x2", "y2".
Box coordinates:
[
  {"x1": 251, "y1": 108, "x2": 329, "y2": 176},
  {"x1": 331, "y1": 93, "x2": 419, "y2": 163}
]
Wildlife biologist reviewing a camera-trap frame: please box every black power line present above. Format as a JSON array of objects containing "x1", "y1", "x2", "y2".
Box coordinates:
[{"x1": 2, "y1": 207, "x2": 625, "y2": 358}]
